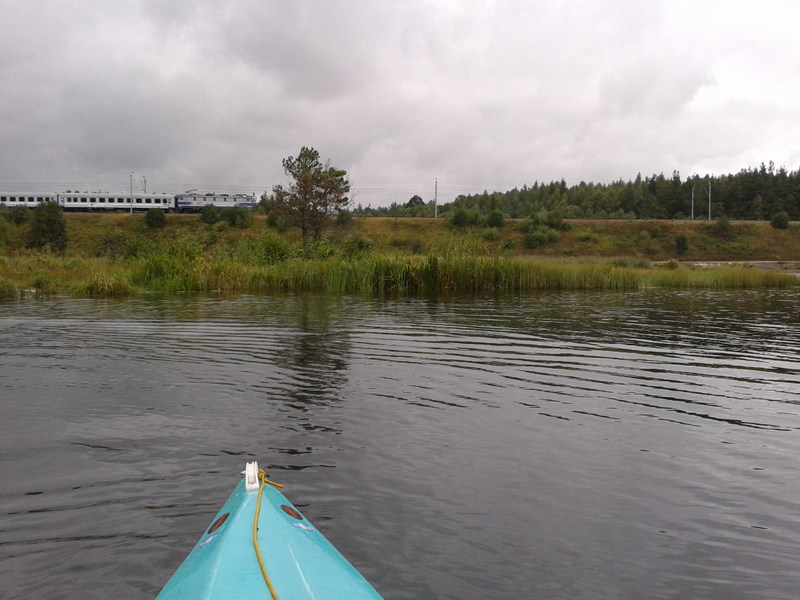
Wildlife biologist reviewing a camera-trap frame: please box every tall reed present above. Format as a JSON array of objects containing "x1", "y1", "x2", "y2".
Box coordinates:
[
  {"x1": 646, "y1": 265, "x2": 797, "y2": 289},
  {"x1": 71, "y1": 270, "x2": 137, "y2": 296},
  {"x1": 1, "y1": 249, "x2": 797, "y2": 297},
  {"x1": 0, "y1": 277, "x2": 16, "y2": 298}
]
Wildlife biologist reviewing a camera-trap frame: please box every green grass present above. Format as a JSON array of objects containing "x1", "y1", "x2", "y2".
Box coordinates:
[{"x1": 0, "y1": 214, "x2": 799, "y2": 297}]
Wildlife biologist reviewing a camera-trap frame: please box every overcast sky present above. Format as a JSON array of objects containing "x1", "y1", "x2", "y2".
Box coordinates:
[{"x1": 2, "y1": 1, "x2": 799, "y2": 206}]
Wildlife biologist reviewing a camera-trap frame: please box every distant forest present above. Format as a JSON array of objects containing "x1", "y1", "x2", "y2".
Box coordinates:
[{"x1": 353, "y1": 162, "x2": 800, "y2": 221}]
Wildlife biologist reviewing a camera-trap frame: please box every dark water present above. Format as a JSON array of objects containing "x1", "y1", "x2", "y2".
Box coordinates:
[{"x1": 1, "y1": 291, "x2": 799, "y2": 599}]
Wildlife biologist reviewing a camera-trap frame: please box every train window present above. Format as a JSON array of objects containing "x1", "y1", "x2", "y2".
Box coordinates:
[
  {"x1": 145, "y1": 198, "x2": 152, "y2": 204},
  {"x1": 81, "y1": 198, "x2": 87, "y2": 202},
  {"x1": 136, "y1": 198, "x2": 142, "y2": 203}
]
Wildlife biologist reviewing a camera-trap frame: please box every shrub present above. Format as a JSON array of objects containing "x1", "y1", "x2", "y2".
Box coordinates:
[
  {"x1": 524, "y1": 226, "x2": 559, "y2": 249},
  {"x1": 675, "y1": 234, "x2": 689, "y2": 255},
  {"x1": 144, "y1": 208, "x2": 166, "y2": 229},
  {"x1": 336, "y1": 210, "x2": 353, "y2": 226},
  {"x1": 200, "y1": 204, "x2": 221, "y2": 224},
  {"x1": 297, "y1": 235, "x2": 336, "y2": 259},
  {"x1": 254, "y1": 235, "x2": 290, "y2": 264},
  {"x1": 530, "y1": 209, "x2": 570, "y2": 232},
  {"x1": 220, "y1": 207, "x2": 253, "y2": 229},
  {"x1": 27, "y1": 201, "x2": 67, "y2": 252},
  {"x1": 483, "y1": 228, "x2": 500, "y2": 242},
  {"x1": 266, "y1": 211, "x2": 287, "y2": 231},
  {"x1": 342, "y1": 232, "x2": 374, "y2": 256},
  {"x1": 486, "y1": 209, "x2": 505, "y2": 228},
  {"x1": 522, "y1": 210, "x2": 570, "y2": 234},
  {"x1": 450, "y1": 208, "x2": 472, "y2": 228},
  {"x1": 771, "y1": 211, "x2": 790, "y2": 230},
  {"x1": 6, "y1": 206, "x2": 29, "y2": 225}
]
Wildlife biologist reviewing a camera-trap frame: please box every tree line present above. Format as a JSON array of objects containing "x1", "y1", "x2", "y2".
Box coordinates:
[{"x1": 353, "y1": 162, "x2": 800, "y2": 221}]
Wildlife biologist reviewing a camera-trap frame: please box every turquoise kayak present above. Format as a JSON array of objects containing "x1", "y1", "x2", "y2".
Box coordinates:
[{"x1": 156, "y1": 461, "x2": 384, "y2": 599}]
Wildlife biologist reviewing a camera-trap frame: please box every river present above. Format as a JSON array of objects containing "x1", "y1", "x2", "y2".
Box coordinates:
[{"x1": 1, "y1": 290, "x2": 799, "y2": 599}]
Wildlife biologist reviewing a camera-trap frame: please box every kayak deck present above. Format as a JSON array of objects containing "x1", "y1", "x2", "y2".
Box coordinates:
[{"x1": 156, "y1": 461, "x2": 384, "y2": 599}]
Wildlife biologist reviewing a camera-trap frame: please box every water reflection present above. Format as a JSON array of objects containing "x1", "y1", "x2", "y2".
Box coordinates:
[{"x1": 267, "y1": 294, "x2": 352, "y2": 413}]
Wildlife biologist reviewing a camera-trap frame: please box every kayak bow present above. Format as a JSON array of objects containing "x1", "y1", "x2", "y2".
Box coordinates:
[{"x1": 156, "y1": 461, "x2": 384, "y2": 599}]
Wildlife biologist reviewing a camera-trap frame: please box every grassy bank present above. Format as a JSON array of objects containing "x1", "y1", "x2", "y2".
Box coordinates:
[
  {"x1": 357, "y1": 217, "x2": 800, "y2": 261},
  {"x1": 0, "y1": 214, "x2": 798, "y2": 298},
  {"x1": 1, "y1": 253, "x2": 796, "y2": 299}
]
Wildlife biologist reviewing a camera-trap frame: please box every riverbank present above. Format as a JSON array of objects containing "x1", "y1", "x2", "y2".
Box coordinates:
[{"x1": 0, "y1": 214, "x2": 798, "y2": 297}]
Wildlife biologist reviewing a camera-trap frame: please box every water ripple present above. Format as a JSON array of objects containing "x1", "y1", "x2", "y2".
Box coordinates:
[{"x1": 1, "y1": 291, "x2": 800, "y2": 599}]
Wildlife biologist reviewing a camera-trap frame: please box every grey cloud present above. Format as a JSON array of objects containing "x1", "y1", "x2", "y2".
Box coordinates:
[{"x1": 1, "y1": 0, "x2": 799, "y2": 201}]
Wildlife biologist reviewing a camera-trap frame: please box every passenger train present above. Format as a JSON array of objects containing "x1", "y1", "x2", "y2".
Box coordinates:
[{"x1": 0, "y1": 191, "x2": 257, "y2": 212}]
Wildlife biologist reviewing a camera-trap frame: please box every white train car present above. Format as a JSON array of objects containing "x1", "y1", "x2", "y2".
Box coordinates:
[
  {"x1": 58, "y1": 192, "x2": 174, "y2": 211},
  {"x1": 0, "y1": 193, "x2": 58, "y2": 209},
  {"x1": 1, "y1": 189, "x2": 257, "y2": 212},
  {"x1": 174, "y1": 192, "x2": 256, "y2": 211}
]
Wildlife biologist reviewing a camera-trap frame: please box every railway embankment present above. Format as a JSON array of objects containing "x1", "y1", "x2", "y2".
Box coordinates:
[{"x1": 0, "y1": 213, "x2": 798, "y2": 297}]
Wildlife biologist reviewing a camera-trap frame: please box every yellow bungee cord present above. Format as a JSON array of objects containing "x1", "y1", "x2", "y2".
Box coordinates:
[{"x1": 253, "y1": 468, "x2": 285, "y2": 600}]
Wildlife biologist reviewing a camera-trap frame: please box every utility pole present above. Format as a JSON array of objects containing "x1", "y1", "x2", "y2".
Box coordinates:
[
  {"x1": 129, "y1": 172, "x2": 133, "y2": 214},
  {"x1": 434, "y1": 178, "x2": 438, "y2": 219},
  {"x1": 142, "y1": 175, "x2": 147, "y2": 194}
]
